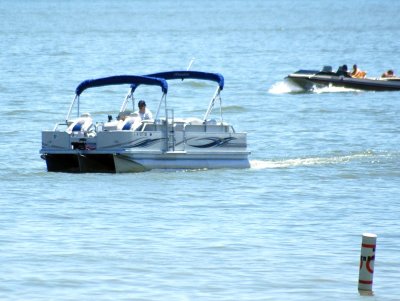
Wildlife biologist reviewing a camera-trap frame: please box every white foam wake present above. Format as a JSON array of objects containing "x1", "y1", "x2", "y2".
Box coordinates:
[
  {"x1": 312, "y1": 85, "x2": 362, "y2": 94},
  {"x1": 268, "y1": 80, "x2": 364, "y2": 94},
  {"x1": 250, "y1": 152, "x2": 379, "y2": 169},
  {"x1": 268, "y1": 81, "x2": 304, "y2": 94}
]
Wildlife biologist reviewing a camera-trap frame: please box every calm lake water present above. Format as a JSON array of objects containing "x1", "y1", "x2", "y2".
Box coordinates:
[{"x1": 1, "y1": 0, "x2": 399, "y2": 300}]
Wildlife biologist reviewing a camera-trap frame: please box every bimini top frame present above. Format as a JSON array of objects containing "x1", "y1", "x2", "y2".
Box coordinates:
[
  {"x1": 75, "y1": 75, "x2": 168, "y2": 95},
  {"x1": 144, "y1": 70, "x2": 225, "y2": 122},
  {"x1": 66, "y1": 75, "x2": 168, "y2": 121}
]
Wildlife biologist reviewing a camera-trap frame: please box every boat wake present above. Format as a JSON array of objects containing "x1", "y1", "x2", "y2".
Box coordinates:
[
  {"x1": 250, "y1": 151, "x2": 386, "y2": 169},
  {"x1": 312, "y1": 85, "x2": 362, "y2": 94},
  {"x1": 268, "y1": 80, "x2": 363, "y2": 94},
  {"x1": 268, "y1": 81, "x2": 304, "y2": 94}
]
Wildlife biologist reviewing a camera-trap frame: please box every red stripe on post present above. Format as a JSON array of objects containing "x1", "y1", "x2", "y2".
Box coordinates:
[
  {"x1": 362, "y1": 243, "x2": 376, "y2": 248},
  {"x1": 359, "y1": 280, "x2": 373, "y2": 285}
]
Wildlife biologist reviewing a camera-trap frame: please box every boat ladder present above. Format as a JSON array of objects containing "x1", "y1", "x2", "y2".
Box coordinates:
[{"x1": 166, "y1": 109, "x2": 175, "y2": 151}]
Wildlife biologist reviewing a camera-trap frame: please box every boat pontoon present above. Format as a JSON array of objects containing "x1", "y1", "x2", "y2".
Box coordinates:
[
  {"x1": 40, "y1": 71, "x2": 250, "y2": 172},
  {"x1": 286, "y1": 66, "x2": 400, "y2": 91}
]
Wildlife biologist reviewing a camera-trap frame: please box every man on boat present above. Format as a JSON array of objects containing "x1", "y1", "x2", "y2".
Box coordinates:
[
  {"x1": 336, "y1": 64, "x2": 351, "y2": 77},
  {"x1": 351, "y1": 64, "x2": 367, "y2": 78},
  {"x1": 381, "y1": 69, "x2": 396, "y2": 78},
  {"x1": 136, "y1": 100, "x2": 153, "y2": 120}
]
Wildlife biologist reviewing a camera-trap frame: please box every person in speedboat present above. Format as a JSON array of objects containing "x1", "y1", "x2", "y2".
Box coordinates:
[
  {"x1": 336, "y1": 64, "x2": 351, "y2": 77},
  {"x1": 136, "y1": 100, "x2": 153, "y2": 120},
  {"x1": 381, "y1": 69, "x2": 396, "y2": 78},
  {"x1": 351, "y1": 64, "x2": 367, "y2": 78}
]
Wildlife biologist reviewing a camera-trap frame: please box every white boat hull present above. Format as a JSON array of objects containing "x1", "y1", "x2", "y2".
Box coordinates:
[{"x1": 41, "y1": 121, "x2": 250, "y2": 173}]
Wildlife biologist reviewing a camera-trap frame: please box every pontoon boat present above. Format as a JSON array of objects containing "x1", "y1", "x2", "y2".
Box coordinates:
[{"x1": 40, "y1": 71, "x2": 250, "y2": 172}]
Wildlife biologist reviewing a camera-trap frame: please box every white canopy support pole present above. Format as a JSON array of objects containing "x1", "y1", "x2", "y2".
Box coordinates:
[
  {"x1": 119, "y1": 89, "x2": 134, "y2": 113},
  {"x1": 66, "y1": 95, "x2": 78, "y2": 122},
  {"x1": 131, "y1": 95, "x2": 136, "y2": 112},
  {"x1": 219, "y1": 95, "x2": 223, "y2": 124},
  {"x1": 155, "y1": 93, "x2": 167, "y2": 121},
  {"x1": 203, "y1": 86, "x2": 221, "y2": 122},
  {"x1": 186, "y1": 58, "x2": 195, "y2": 70}
]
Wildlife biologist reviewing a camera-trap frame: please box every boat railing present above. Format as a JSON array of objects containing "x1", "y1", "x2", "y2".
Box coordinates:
[
  {"x1": 53, "y1": 121, "x2": 69, "y2": 131},
  {"x1": 54, "y1": 117, "x2": 235, "y2": 135},
  {"x1": 184, "y1": 124, "x2": 233, "y2": 133}
]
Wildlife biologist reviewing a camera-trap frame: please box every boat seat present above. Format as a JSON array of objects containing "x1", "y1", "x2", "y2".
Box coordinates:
[
  {"x1": 103, "y1": 120, "x2": 119, "y2": 131},
  {"x1": 141, "y1": 121, "x2": 157, "y2": 131},
  {"x1": 120, "y1": 116, "x2": 141, "y2": 131},
  {"x1": 67, "y1": 114, "x2": 93, "y2": 133}
]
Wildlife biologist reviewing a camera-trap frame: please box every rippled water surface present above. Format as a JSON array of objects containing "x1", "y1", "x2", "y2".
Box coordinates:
[{"x1": 1, "y1": 0, "x2": 399, "y2": 300}]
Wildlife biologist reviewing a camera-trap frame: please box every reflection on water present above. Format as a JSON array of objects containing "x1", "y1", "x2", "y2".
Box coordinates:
[{"x1": 358, "y1": 289, "x2": 374, "y2": 296}]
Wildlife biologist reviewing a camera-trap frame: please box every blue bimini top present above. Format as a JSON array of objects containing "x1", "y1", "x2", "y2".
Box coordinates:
[
  {"x1": 75, "y1": 75, "x2": 168, "y2": 96},
  {"x1": 145, "y1": 71, "x2": 224, "y2": 90}
]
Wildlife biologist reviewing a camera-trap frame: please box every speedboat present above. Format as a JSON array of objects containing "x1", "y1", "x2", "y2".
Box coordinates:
[
  {"x1": 286, "y1": 66, "x2": 400, "y2": 91},
  {"x1": 40, "y1": 71, "x2": 250, "y2": 173}
]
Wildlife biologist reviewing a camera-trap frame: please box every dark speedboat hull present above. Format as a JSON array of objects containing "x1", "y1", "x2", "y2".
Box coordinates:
[{"x1": 286, "y1": 69, "x2": 400, "y2": 91}]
